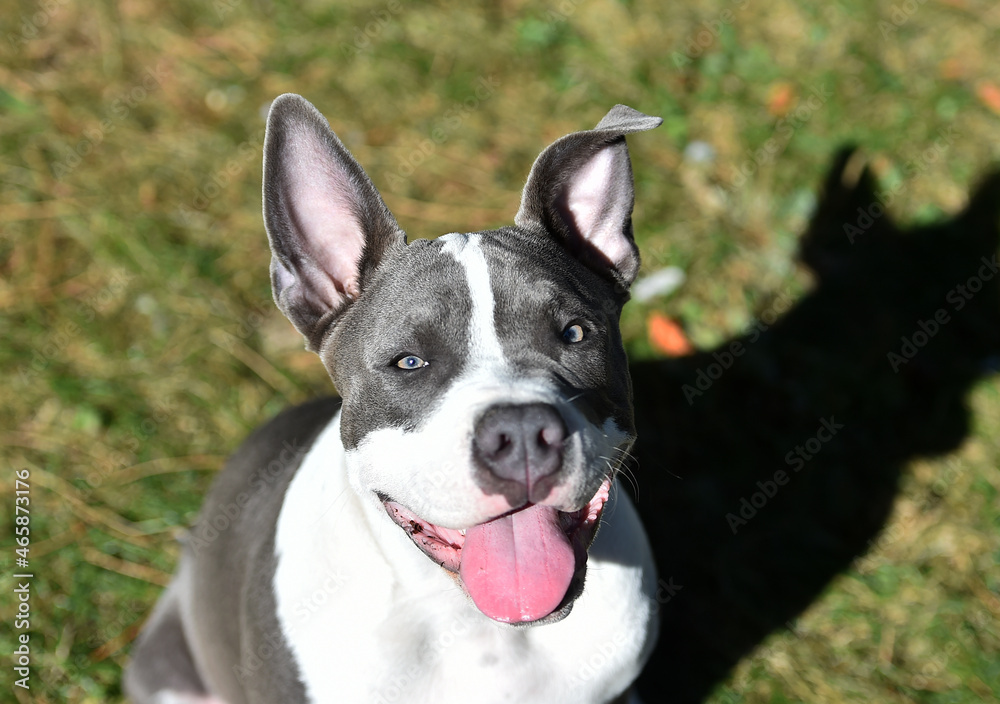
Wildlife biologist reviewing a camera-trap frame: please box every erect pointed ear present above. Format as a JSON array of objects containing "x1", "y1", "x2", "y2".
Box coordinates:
[
  {"x1": 799, "y1": 147, "x2": 898, "y2": 278},
  {"x1": 955, "y1": 168, "x2": 1000, "y2": 253},
  {"x1": 263, "y1": 93, "x2": 406, "y2": 350},
  {"x1": 514, "y1": 105, "x2": 662, "y2": 287}
]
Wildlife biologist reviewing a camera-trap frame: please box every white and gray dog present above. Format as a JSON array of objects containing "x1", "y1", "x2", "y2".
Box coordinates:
[{"x1": 126, "y1": 95, "x2": 662, "y2": 704}]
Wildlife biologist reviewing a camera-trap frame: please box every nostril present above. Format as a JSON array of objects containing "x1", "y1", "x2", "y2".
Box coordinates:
[
  {"x1": 481, "y1": 431, "x2": 513, "y2": 461},
  {"x1": 495, "y1": 433, "x2": 512, "y2": 455},
  {"x1": 538, "y1": 426, "x2": 563, "y2": 448}
]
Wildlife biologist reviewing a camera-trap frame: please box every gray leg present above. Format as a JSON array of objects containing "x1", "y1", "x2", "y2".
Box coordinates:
[{"x1": 124, "y1": 577, "x2": 223, "y2": 704}]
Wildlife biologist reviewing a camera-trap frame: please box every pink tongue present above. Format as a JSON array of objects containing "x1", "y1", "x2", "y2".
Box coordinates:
[{"x1": 459, "y1": 504, "x2": 576, "y2": 623}]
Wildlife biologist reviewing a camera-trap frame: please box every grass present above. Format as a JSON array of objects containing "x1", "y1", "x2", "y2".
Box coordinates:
[{"x1": 1, "y1": 0, "x2": 999, "y2": 701}]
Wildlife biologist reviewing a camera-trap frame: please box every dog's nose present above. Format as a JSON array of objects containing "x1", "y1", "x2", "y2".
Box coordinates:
[{"x1": 473, "y1": 403, "x2": 567, "y2": 492}]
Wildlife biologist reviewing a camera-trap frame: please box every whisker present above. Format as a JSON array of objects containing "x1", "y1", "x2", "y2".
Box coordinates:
[
  {"x1": 602, "y1": 459, "x2": 621, "y2": 520},
  {"x1": 600, "y1": 454, "x2": 640, "y2": 499},
  {"x1": 614, "y1": 444, "x2": 683, "y2": 481}
]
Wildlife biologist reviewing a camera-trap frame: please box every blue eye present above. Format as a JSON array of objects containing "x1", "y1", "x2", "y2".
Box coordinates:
[
  {"x1": 562, "y1": 324, "x2": 585, "y2": 343},
  {"x1": 395, "y1": 355, "x2": 427, "y2": 370}
]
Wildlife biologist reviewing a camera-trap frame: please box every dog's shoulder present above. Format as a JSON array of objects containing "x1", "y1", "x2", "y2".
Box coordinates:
[
  {"x1": 188, "y1": 395, "x2": 341, "y2": 561},
  {"x1": 177, "y1": 397, "x2": 342, "y2": 702},
  {"x1": 219, "y1": 396, "x2": 341, "y2": 490}
]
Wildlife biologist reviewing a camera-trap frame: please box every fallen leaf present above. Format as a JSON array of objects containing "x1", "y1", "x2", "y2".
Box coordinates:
[
  {"x1": 648, "y1": 312, "x2": 694, "y2": 356},
  {"x1": 767, "y1": 82, "x2": 796, "y2": 117},
  {"x1": 975, "y1": 80, "x2": 1000, "y2": 115}
]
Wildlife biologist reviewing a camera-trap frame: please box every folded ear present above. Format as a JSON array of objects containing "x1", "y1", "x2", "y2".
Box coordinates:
[
  {"x1": 514, "y1": 105, "x2": 662, "y2": 287},
  {"x1": 263, "y1": 93, "x2": 406, "y2": 350}
]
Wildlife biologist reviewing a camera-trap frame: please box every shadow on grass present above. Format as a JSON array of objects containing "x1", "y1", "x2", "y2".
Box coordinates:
[{"x1": 630, "y1": 149, "x2": 1000, "y2": 702}]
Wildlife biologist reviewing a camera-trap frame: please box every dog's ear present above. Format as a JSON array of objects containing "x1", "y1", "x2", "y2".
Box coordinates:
[
  {"x1": 263, "y1": 93, "x2": 406, "y2": 350},
  {"x1": 515, "y1": 105, "x2": 662, "y2": 287},
  {"x1": 799, "y1": 147, "x2": 896, "y2": 279}
]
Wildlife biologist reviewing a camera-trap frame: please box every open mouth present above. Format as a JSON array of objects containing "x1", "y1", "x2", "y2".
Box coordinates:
[{"x1": 381, "y1": 477, "x2": 611, "y2": 624}]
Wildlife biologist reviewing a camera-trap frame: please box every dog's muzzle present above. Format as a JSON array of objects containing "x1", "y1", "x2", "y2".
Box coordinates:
[{"x1": 472, "y1": 402, "x2": 567, "y2": 504}]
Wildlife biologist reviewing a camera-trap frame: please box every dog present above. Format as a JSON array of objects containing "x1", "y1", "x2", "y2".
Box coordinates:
[{"x1": 125, "y1": 95, "x2": 663, "y2": 704}]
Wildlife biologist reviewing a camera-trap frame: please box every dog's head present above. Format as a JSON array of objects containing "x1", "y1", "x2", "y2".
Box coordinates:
[{"x1": 262, "y1": 94, "x2": 660, "y2": 624}]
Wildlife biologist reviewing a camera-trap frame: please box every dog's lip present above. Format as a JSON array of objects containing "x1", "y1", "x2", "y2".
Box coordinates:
[
  {"x1": 380, "y1": 497, "x2": 467, "y2": 573},
  {"x1": 378, "y1": 476, "x2": 613, "y2": 619}
]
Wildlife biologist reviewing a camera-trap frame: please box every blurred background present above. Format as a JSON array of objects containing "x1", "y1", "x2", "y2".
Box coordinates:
[{"x1": 1, "y1": 1, "x2": 999, "y2": 702}]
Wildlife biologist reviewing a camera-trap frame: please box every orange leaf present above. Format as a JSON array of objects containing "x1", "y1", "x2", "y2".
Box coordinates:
[
  {"x1": 648, "y1": 312, "x2": 694, "y2": 357},
  {"x1": 767, "y1": 82, "x2": 796, "y2": 117},
  {"x1": 976, "y1": 81, "x2": 1000, "y2": 115}
]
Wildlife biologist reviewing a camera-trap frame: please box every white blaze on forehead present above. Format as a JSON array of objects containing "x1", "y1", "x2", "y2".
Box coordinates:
[{"x1": 439, "y1": 233, "x2": 506, "y2": 363}]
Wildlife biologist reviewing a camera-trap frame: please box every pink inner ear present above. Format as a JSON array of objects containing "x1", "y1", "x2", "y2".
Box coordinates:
[
  {"x1": 565, "y1": 148, "x2": 632, "y2": 269},
  {"x1": 285, "y1": 126, "x2": 366, "y2": 299}
]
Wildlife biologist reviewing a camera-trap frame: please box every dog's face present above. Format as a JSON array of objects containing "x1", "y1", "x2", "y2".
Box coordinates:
[{"x1": 262, "y1": 95, "x2": 660, "y2": 624}]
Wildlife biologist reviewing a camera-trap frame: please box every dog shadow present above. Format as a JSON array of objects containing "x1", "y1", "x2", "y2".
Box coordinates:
[{"x1": 628, "y1": 149, "x2": 1000, "y2": 702}]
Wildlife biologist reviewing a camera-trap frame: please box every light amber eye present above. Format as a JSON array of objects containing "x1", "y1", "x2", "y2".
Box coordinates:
[
  {"x1": 562, "y1": 324, "x2": 585, "y2": 343},
  {"x1": 396, "y1": 355, "x2": 427, "y2": 370}
]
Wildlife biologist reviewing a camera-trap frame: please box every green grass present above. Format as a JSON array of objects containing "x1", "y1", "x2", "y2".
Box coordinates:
[{"x1": 1, "y1": 0, "x2": 999, "y2": 701}]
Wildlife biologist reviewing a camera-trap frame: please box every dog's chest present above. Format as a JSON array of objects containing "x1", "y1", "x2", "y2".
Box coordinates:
[{"x1": 270, "y1": 413, "x2": 657, "y2": 704}]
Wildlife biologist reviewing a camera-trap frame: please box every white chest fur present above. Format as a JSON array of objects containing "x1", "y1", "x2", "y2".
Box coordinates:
[{"x1": 273, "y1": 412, "x2": 659, "y2": 704}]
